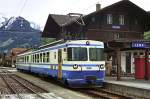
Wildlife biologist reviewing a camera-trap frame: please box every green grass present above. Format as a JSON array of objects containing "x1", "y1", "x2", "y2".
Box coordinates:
[{"x1": 144, "y1": 31, "x2": 150, "y2": 40}]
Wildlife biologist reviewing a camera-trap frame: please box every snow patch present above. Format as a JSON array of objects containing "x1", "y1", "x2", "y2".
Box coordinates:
[{"x1": 5, "y1": 17, "x2": 16, "y2": 30}]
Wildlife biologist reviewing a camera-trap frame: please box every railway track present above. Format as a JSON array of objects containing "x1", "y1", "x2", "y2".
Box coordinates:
[
  {"x1": 0, "y1": 67, "x2": 132, "y2": 99},
  {"x1": 1, "y1": 74, "x2": 47, "y2": 99},
  {"x1": 0, "y1": 69, "x2": 59, "y2": 99},
  {"x1": 75, "y1": 88, "x2": 131, "y2": 99}
]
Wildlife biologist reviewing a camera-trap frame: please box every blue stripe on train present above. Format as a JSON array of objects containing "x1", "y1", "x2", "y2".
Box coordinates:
[
  {"x1": 17, "y1": 65, "x2": 105, "y2": 86},
  {"x1": 17, "y1": 65, "x2": 105, "y2": 79},
  {"x1": 17, "y1": 65, "x2": 30, "y2": 71},
  {"x1": 17, "y1": 63, "x2": 102, "y2": 66}
]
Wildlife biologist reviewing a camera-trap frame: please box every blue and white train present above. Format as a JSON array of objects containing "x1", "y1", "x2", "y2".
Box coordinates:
[{"x1": 16, "y1": 40, "x2": 105, "y2": 87}]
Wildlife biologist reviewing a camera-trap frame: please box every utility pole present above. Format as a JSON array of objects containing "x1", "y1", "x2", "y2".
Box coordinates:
[
  {"x1": 107, "y1": 43, "x2": 121, "y2": 81},
  {"x1": 116, "y1": 48, "x2": 121, "y2": 80}
]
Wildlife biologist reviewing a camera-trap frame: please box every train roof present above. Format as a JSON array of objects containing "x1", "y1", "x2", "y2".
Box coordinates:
[
  {"x1": 39, "y1": 40, "x2": 103, "y2": 48},
  {"x1": 17, "y1": 40, "x2": 104, "y2": 56}
]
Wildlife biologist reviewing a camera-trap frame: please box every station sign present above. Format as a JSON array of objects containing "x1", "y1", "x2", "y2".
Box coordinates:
[
  {"x1": 131, "y1": 42, "x2": 149, "y2": 48},
  {"x1": 112, "y1": 26, "x2": 120, "y2": 29}
]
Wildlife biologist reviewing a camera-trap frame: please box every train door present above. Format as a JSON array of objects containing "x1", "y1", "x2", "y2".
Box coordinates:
[{"x1": 58, "y1": 49, "x2": 62, "y2": 80}]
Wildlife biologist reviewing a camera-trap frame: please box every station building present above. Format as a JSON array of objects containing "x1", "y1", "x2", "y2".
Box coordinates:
[{"x1": 42, "y1": 0, "x2": 150, "y2": 75}]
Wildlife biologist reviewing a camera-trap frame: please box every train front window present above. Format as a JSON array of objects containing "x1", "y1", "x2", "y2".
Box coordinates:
[
  {"x1": 89, "y1": 48, "x2": 104, "y2": 61},
  {"x1": 67, "y1": 47, "x2": 87, "y2": 61}
]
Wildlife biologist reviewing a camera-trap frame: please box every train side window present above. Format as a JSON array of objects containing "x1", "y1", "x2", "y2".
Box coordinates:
[
  {"x1": 24, "y1": 56, "x2": 25, "y2": 63},
  {"x1": 34, "y1": 54, "x2": 35, "y2": 63},
  {"x1": 37, "y1": 54, "x2": 39, "y2": 63},
  {"x1": 64, "y1": 48, "x2": 67, "y2": 52},
  {"x1": 33, "y1": 55, "x2": 35, "y2": 63},
  {"x1": 46, "y1": 52, "x2": 50, "y2": 62},
  {"x1": 34, "y1": 54, "x2": 36, "y2": 63},
  {"x1": 31, "y1": 55, "x2": 32, "y2": 63},
  {"x1": 25, "y1": 56, "x2": 26, "y2": 63},
  {"x1": 33, "y1": 55, "x2": 34, "y2": 63},
  {"x1": 27, "y1": 56, "x2": 29, "y2": 63},
  {"x1": 21, "y1": 57, "x2": 23, "y2": 62},
  {"x1": 27, "y1": 56, "x2": 28, "y2": 63},
  {"x1": 32, "y1": 55, "x2": 33, "y2": 63},
  {"x1": 67, "y1": 48, "x2": 72, "y2": 61},
  {"x1": 35, "y1": 54, "x2": 37, "y2": 63},
  {"x1": 26, "y1": 56, "x2": 27, "y2": 63},
  {"x1": 54, "y1": 52, "x2": 56, "y2": 59},
  {"x1": 40, "y1": 53, "x2": 42, "y2": 63}
]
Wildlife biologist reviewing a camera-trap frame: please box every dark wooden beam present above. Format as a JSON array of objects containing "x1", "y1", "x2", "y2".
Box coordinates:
[
  {"x1": 116, "y1": 48, "x2": 121, "y2": 80},
  {"x1": 107, "y1": 42, "x2": 122, "y2": 80}
]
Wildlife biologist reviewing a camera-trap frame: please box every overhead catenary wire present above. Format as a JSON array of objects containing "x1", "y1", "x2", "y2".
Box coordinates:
[
  {"x1": 18, "y1": 0, "x2": 28, "y2": 16},
  {"x1": 79, "y1": 0, "x2": 102, "y2": 14}
]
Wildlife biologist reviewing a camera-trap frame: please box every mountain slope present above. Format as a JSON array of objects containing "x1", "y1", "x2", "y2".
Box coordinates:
[
  {"x1": 0, "y1": 16, "x2": 40, "y2": 32},
  {"x1": 0, "y1": 16, "x2": 41, "y2": 52}
]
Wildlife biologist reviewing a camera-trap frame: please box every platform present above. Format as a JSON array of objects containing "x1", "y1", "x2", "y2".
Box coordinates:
[{"x1": 104, "y1": 77, "x2": 150, "y2": 98}]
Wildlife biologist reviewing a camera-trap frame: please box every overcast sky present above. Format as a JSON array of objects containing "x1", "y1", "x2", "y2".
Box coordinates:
[{"x1": 0, "y1": 0, "x2": 150, "y2": 29}]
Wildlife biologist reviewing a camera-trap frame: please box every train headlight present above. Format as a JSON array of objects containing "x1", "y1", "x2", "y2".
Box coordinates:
[
  {"x1": 73, "y1": 64, "x2": 78, "y2": 69},
  {"x1": 99, "y1": 64, "x2": 105, "y2": 69}
]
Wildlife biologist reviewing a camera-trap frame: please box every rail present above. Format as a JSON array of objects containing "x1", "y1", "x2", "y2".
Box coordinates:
[
  {"x1": 11, "y1": 75, "x2": 47, "y2": 99},
  {"x1": 1, "y1": 74, "x2": 23, "y2": 99}
]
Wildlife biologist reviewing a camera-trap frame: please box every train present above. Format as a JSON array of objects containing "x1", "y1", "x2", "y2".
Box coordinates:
[{"x1": 16, "y1": 40, "x2": 105, "y2": 87}]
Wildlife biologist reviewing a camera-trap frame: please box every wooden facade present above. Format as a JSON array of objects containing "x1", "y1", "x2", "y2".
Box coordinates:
[
  {"x1": 42, "y1": 0, "x2": 150, "y2": 42},
  {"x1": 64, "y1": 0, "x2": 150, "y2": 42}
]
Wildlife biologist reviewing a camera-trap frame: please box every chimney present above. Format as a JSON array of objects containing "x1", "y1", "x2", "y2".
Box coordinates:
[{"x1": 96, "y1": 3, "x2": 101, "y2": 11}]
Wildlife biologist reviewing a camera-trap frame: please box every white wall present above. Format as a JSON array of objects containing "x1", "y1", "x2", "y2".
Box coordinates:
[
  {"x1": 131, "y1": 52, "x2": 135, "y2": 74},
  {"x1": 121, "y1": 52, "x2": 126, "y2": 73},
  {"x1": 121, "y1": 50, "x2": 145, "y2": 74}
]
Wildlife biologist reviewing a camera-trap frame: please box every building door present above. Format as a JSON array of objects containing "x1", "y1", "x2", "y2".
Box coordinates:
[
  {"x1": 126, "y1": 52, "x2": 131, "y2": 73},
  {"x1": 58, "y1": 49, "x2": 62, "y2": 80}
]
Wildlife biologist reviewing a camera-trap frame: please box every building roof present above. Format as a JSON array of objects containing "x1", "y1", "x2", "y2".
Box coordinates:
[
  {"x1": 50, "y1": 14, "x2": 78, "y2": 26},
  {"x1": 11, "y1": 48, "x2": 27, "y2": 56},
  {"x1": 49, "y1": 14, "x2": 78, "y2": 26},
  {"x1": 42, "y1": 14, "x2": 79, "y2": 37}
]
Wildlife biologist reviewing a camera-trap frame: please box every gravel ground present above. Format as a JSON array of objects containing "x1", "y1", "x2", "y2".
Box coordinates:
[{"x1": 14, "y1": 71, "x2": 91, "y2": 99}]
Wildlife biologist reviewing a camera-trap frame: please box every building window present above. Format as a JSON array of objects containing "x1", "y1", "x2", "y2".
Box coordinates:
[
  {"x1": 107, "y1": 14, "x2": 112, "y2": 24},
  {"x1": 119, "y1": 15, "x2": 124, "y2": 25},
  {"x1": 91, "y1": 17, "x2": 95, "y2": 22},
  {"x1": 135, "y1": 19, "x2": 138, "y2": 25},
  {"x1": 114, "y1": 33, "x2": 125, "y2": 39},
  {"x1": 114, "y1": 33, "x2": 120, "y2": 39}
]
